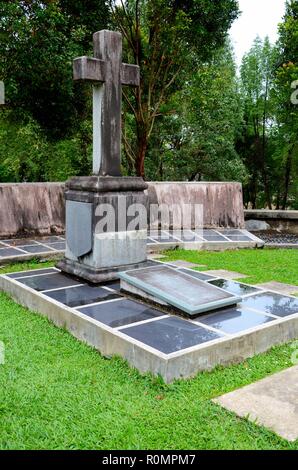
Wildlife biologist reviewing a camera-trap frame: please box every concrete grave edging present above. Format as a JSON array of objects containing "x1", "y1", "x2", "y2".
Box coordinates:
[{"x1": 1, "y1": 273, "x2": 298, "y2": 383}]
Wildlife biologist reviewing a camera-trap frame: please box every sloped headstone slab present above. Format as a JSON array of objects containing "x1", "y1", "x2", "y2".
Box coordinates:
[{"x1": 119, "y1": 265, "x2": 241, "y2": 317}]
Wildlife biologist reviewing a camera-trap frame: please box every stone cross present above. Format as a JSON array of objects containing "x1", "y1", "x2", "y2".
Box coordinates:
[{"x1": 73, "y1": 30, "x2": 140, "y2": 177}]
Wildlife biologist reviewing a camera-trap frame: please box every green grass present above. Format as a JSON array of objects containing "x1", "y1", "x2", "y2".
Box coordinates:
[
  {"x1": 0, "y1": 250, "x2": 297, "y2": 450},
  {"x1": 164, "y1": 247, "x2": 298, "y2": 286}
]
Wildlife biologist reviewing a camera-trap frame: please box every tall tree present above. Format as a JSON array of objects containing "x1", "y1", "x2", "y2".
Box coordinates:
[
  {"x1": 110, "y1": 0, "x2": 239, "y2": 177},
  {"x1": 272, "y1": 0, "x2": 298, "y2": 209},
  {"x1": 144, "y1": 42, "x2": 246, "y2": 183},
  {"x1": 239, "y1": 37, "x2": 275, "y2": 208}
]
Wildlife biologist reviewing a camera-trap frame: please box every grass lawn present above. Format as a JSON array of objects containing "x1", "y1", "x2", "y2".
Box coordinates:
[{"x1": 0, "y1": 249, "x2": 297, "y2": 450}]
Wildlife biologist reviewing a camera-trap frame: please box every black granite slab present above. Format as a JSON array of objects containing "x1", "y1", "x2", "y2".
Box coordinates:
[
  {"x1": 0, "y1": 247, "x2": 25, "y2": 258},
  {"x1": 121, "y1": 316, "x2": 222, "y2": 354},
  {"x1": 150, "y1": 235, "x2": 179, "y2": 243},
  {"x1": 18, "y1": 273, "x2": 82, "y2": 291},
  {"x1": 199, "y1": 306, "x2": 274, "y2": 334},
  {"x1": 104, "y1": 281, "x2": 121, "y2": 291},
  {"x1": 221, "y1": 230, "x2": 244, "y2": 236},
  {"x1": 77, "y1": 298, "x2": 164, "y2": 328},
  {"x1": 20, "y1": 245, "x2": 55, "y2": 254},
  {"x1": 208, "y1": 279, "x2": 260, "y2": 296},
  {"x1": 45, "y1": 285, "x2": 120, "y2": 307},
  {"x1": 39, "y1": 236, "x2": 64, "y2": 243},
  {"x1": 201, "y1": 230, "x2": 220, "y2": 236},
  {"x1": 202, "y1": 235, "x2": 228, "y2": 242},
  {"x1": 6, "y1": 239, "x2": 38, "y2": 246},
  {"x1": 198, "y1": 230, "x2": 228, "y2": 241},
  {"x1": 170, "y1": 231, "x2": 202, "y2": 242},
  {"x1": 178, "y1": 268, "x2": 215, "y2": 281},
  {"x1": 7, "y1": 268, "x2": 58, "y2": 279},
  {"x1": 226, "y1": 235, "x2": 252, "y2": 241},
  {"x1": 241, "y1": 292, "x2": 298, "y2": 317}
]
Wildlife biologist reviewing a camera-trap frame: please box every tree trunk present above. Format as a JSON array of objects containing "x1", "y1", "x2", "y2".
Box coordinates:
[
  {"x1": 262, "y1": 167, "x2": 272, "y2": 209},
  {"x1": 275, "y1": 189, "x2": 280, "y2": 210},
  {"x1": 158, "y1": 157, "x2": 163, "y2": 180},
  {"x1": 135, "y1": 135, "x2": 147, "y2": 178},
  {"x1": 262, "y1": 77, "x2": 272, "y2": 209},
  {"x1": 250, "y1": 170, "x2": 258, "y2": 209}
]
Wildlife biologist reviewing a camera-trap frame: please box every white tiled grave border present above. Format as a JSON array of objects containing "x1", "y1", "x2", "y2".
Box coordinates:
[
  {"x1": 0, "y1": 236, "x2": 66, "y2": 263},
  {"x1": 0, "y1": 230, "x2": 264, "y2": 263},
  {"x1": 147, "y1": 229, "x2": 264, "y2": 251},
  {"x1": 0, "y1": 267, "x2": 297, "y2": 383}
]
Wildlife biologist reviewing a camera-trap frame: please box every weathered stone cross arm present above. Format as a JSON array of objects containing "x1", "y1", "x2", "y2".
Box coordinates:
[
  {"x1": 73, "y1": 56, "x2": 140, "y2": 87},
  {"x1": 72, "y1": 30, "x2": 140, "y2": 177}
]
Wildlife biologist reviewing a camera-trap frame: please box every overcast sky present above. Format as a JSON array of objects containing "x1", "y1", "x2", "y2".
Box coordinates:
[{"x1": 230, "y1": 0, "x2": 286, "y2": 66}]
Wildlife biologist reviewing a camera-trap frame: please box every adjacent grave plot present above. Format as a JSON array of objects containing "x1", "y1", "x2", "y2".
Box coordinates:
[
  {"x1": 0, "y1": 236, "x2": 66, "y2": 262},
  {"x1": 0, "y1": 230, "x2": 264, "y2": 263},
  {"x1": 119, "y1": 265, "x2": 241, "y2": 316},
  {"x1": 253, "y1": 230, "x2": 298, "y2": 248},
  {"x1": 146, "y1": 229, "x2": 263, "y2": 249},
  {"x1": 1, "y1": 265, "x2": 298, "y2": 382}
]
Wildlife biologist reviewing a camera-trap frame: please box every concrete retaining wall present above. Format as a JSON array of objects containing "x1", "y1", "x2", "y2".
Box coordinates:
[
  {"x1": 244, "y1": 210, "x2": 298, "y2": 235},
  {"x1": 147, "y1": 182, "x2": 244, "y2": 229},
  {"x1": 0, "y1": 183, "x2": 65, "y2": 238},
  {"x1": 0, "y1": 181, "x2": 245, "y2": 238}
]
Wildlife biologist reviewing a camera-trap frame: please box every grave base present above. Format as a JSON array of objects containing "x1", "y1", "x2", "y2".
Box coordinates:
[
  {"x1": 57, "y1": 258, "x2": 152, "y2": 283},
  {"x1": 1, "y1": 266, "x2": 298, "y2": 383},
  {"x1": 59, "y1": 175, "x2": 148, "y2": 283}
]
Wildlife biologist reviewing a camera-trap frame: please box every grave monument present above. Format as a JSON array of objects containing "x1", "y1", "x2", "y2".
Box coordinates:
[
  {"x1": 2, "y1": 30, "x2": 294, "y2": 382},
  {"x1": 58, "y1": 29, "x2": 240, "y2": 316},
  {"x1": 58, "y1": 30, "x2": 148, "y2": 282}
]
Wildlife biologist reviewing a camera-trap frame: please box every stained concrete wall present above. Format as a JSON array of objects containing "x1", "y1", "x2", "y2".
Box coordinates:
[
  {"x1": 0, "y1": 183, "x2": 65, "y2": 238},
  {"x1": 147, "y1": 182, "x2": 245, "y2": 229},
  {"x1": 0, "y1": 181, "x2": 244, "y2": 237}
]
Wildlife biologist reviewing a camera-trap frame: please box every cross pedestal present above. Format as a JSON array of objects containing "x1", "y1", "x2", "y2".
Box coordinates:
[{"x1": 58, "y1": 31, "x2": 148, "y2": 283}]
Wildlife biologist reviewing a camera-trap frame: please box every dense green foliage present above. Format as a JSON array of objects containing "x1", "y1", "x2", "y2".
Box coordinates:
[
  {"x1": 0, "y1": 0, "x2": 109, "y2": 137},
  {"x1": 144, "y1": 43, "x2": 246, "y2": 181},
  {"x1": 0, "y1": 0, "x2": 108, "y2": 180},
  {"x1": 237, "y1": 1, "x2": 298, "y2": 209},
  {"x1": 0, "y1": 1, "x2": 297, "y2": 207},
  {"x1": 0, "y1": 249, "x2": 297, "y2": 449},
  {"x1": 110, "y1": 0, "x2": 239, "y2": 176},
  {"x1": 272, "y1": 0, "x2": 298, "y2": 209}
]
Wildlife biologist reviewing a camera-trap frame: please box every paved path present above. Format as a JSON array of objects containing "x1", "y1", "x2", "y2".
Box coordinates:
[{"x1": 214, "y1": 365, "x2": 298, "y2": 442}]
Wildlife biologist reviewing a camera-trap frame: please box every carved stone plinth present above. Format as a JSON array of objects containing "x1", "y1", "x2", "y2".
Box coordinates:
[{"x1": 57, "y1": 176, "x2": 148, "y2": 283}]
